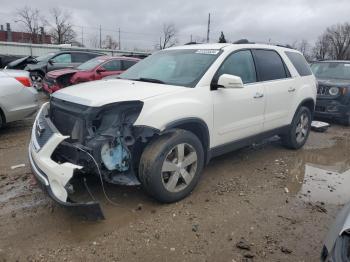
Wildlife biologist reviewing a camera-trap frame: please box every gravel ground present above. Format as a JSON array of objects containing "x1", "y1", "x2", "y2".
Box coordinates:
[{"x1": 0, "y1": 106, "x2": 349, "y2": 261}]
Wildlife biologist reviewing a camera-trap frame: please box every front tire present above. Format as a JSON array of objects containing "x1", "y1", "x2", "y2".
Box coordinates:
[
  {"x1": 282, "y1": 106, "x2": 312, "y2": 149},
  {"x1": 30, "y1": 71, "x2": 44, "y2": 90},
  {"x1": 139, "y1": 129, "x2": 204, "y2": 203}
]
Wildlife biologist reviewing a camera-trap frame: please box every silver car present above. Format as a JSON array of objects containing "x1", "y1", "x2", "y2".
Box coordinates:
[
  {"x1": 322, "y1": 203, "x2": 350, "y2": 261},
  {"x1": 0, "y1": 69, "x2": 39, "y2": 128}
]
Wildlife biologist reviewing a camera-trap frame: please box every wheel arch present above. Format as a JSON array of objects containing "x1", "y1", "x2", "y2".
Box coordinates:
[
  {"x1": 297, "y1": 98, "x2": 315, "y2": 118},
  {"x1": 164, "y1": 118, "x2": 210, "y2": 164}
]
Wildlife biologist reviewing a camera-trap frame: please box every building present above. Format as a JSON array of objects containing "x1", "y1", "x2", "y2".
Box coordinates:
[{"x1": 0, "y1": 23, "x2": 51, "y2": 44}]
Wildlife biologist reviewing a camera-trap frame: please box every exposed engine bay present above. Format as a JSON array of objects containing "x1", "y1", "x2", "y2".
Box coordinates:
[{"x1": 49, "y1": 97, "x2": 158, "y2": 186}]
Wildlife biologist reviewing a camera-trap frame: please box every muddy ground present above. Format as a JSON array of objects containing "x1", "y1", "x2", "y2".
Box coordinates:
[{"x1": 0, "y1": 107, "x2": 349, "y2": 262}]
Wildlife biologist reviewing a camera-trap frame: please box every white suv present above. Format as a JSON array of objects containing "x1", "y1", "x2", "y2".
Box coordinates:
[{"x1": 29, "y1": 43, "x2": 316, "y2": 218}]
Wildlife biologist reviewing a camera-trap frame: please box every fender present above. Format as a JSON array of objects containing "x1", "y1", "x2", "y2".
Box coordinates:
[{"x1": 164, "y1": 117, "x2": 211, "y2": 164}]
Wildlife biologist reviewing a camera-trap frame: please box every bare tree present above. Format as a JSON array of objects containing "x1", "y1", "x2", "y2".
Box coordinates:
[
  {"x1": 312, "y1": 34, "x2": 331, "y2": 60},
  {"x1": 324, "y1": 23, "x2": 350, "y2": 60},
  {"x1": 15, "y1": 6, "x2": 46, "y2": 43},
  {"x1": 158, "y1": 23, "x2": 177, "y2": 49},
  {"x1": 102, "y1": 35, "x2": 118, "y2": 49},
  {"x1": 49, "y1": 8, "x2": 76, "y2": 44},
  {"x1": 292, "y1": 39, "x2": 312, "y2": 61}
]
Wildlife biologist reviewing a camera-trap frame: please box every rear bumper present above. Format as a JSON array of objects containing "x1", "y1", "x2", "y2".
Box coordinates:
[
  {"x1": 28, "y1": 103, "x2": 104, "y2": 219},
  {"x1": 314, "y1": 99, "x2": 350, "y2": 120}
]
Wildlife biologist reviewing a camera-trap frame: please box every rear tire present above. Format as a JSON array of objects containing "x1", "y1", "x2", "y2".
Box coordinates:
[
  {"x1": 282, "y1": 106, "x2": 312, "y2": 149},
  {"x1": 139, "y1": 129, "x2": 204, "y2": 203}
]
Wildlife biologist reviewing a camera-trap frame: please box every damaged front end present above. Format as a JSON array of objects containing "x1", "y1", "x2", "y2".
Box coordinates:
[{"x1": 29, "y1": 98, "x2": 158, "y2": 219}]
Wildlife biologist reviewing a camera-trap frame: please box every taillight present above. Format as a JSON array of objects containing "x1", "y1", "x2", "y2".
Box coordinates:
[{"x1": 15, "y1": 76, "x2": 32, "y2": 87}]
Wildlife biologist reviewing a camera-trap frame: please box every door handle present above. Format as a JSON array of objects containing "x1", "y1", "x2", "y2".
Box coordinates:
[
  {"x1": 288, "y1": 87, "x2": 296, "y2": 92},
  {"x1": 253, "y1": 92, "x2": 264, "y2": 99}
]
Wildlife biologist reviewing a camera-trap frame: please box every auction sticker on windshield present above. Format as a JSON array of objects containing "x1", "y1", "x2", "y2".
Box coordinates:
[{"x1": 195, "y1": 50, "x2": 220, "y2": 55}]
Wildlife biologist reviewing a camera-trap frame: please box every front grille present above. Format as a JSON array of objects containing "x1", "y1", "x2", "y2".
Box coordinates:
[
  {"x1": 317, "y1": 85, "x2": 330, "y2": 95},
  {"x1": 315, "y1": 106, "x2": 326, "y2": 112},
  {"x1": 49, "y1": 98, "x2": 89, "y2": 140},
  {"x1": 35, "y1": 109, "x2": 54, "y2": 148}
]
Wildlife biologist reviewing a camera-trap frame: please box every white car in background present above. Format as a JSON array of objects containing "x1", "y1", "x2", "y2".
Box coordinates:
[
  {"x1": 29, "y1": 43, "x2": 316, "y2": 219},
  {"x1": 0, "y1": 70, "x2": 39, "y2": 128}
]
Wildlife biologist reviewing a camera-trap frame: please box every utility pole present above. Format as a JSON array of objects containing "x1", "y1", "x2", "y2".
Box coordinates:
[
  {"x1": 99, "y1": 25, "x2": 102, "y2": 48},
  {"x1": 206, "y1": 13, "x2": 210, "y2": 43},
  {"x1": 81, "y1": 26, "x2": 84, "y2": 46},
  {"x1": 159, "y1": 37, "x2": 162, "y2": 50},
  {"x1": 118, "y1": 27, "x2": 121, "y2": 50}
]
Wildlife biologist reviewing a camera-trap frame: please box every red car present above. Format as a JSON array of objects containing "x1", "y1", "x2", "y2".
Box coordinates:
[{"x1": 42, "y1": 56, "x2": 140, "y2": 94}]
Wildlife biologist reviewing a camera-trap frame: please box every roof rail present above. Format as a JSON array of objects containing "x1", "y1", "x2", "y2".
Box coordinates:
[{"x1": 232, "y1": 39, "x2": 295, "y2": 50}]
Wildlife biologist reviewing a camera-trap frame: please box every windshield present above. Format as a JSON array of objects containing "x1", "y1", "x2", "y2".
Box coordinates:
[
  {"x1": 77, "y1": 57, "x2": 106, "y2": 70},
  {"x1": 35, "y1": 52, "x2": 55, "y2": 62},
  {"x1": 119, "y1": 49, "x2": 221, "y2": 87},
  {"x1": 311, "y1": 62, "x2": 350, "y2": 80}
]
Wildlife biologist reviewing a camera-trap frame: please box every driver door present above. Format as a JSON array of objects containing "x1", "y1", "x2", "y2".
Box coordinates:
[
  {"x1": 211, "y1": 50, "x2": 266, "y2": 146},
  {"x1": 47, "y1": 53, "x2": 73, "y2": 71},
  {"x1": 95, "y1": 60, "x2": 123, "y2": 79}
]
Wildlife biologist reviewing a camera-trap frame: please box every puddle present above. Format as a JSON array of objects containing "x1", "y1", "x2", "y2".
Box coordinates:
[
  {"x1": 287, "y1": 138, "x2": 350, "y2": 205},
  {"x1": 297, "y1": 163, "x2": 350, "y2": 204}
]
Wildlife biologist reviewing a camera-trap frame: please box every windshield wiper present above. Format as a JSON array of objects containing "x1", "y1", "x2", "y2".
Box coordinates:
[{"x1": 131, "y1": 77, "x2": 165, "y2": 84}]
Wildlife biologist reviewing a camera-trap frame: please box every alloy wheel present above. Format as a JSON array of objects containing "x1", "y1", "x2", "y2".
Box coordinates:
[
  {"x1": 295, "y1": 112, "x2": 309, "y2": 144},
  {"x1": 161, "y1": 143, "x2": 198, "y2": 193}
]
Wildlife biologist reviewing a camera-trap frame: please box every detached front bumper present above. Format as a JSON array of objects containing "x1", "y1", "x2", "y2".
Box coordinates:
[{"x1": 28, "y1": 103, "x2": 105, "y2": 219}]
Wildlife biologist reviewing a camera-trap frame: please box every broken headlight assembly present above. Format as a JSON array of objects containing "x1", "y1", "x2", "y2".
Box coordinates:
[{"x1": 86, "y1": 101, "x2": 144, "y2": 173}]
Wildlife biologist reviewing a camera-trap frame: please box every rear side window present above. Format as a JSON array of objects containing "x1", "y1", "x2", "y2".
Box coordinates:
[
  {"x1": 215, "y1": 50, "x2": 257, "y2": 84},
  {"x1": 253, "y1": 50, "x2": 288, "y2": 81},
  {"x1": 73, "y1": 53, "x2": 94, "y2": 63},
  {"x1": 285, "y1": 51, "x2": 312, "y2": 76},
  {"x1": 122, "y1": 60, "x2": 137, "y2": 70}
]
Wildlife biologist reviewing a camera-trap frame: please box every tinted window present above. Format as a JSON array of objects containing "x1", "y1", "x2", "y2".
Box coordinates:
[
  {"x1": 102, "y1": 60, "x2": 122, "y2": 71},
  {"x1": 215, "y1": 50, "x2": 256, "y2": 84},
  {"x1": 123, "y1": 60, "x2": 137, "y2": 70},
  {"x1": 72, "y1": 53, "x2": 91, "y2": 63},
  {"x1": 285, "y1": 51, "x2": 312, "y2": 76},
  {"x1": 253, "y1": 50, "x2": 288, "y2": 81},
  {"x1": 52, "y1": 53, "x2": 72, "y2": 63}
]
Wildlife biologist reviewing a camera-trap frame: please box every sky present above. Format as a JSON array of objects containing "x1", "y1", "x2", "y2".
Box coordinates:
[{"x1": 0, "y1": 0, "x2": 349, "y2": 51}]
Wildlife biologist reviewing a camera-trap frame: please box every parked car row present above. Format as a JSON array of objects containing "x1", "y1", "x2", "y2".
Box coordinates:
[
  {"x1": 42, "y1": 56, "x2": 140, "y2": 94},
  {"x1": 5, "y1": 50, "x2": 141, "y2": 91}
]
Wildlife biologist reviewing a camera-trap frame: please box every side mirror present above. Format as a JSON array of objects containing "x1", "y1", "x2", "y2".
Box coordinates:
[
  {"x1": 96, "y1": 68, "x2": 106, "y2": 73},
  {"x1": 48, "y1": 59, "x2": 54, "y2": 65},
  {"x1": 217, "y1": 74, "x2": 244, "y2": 89}
]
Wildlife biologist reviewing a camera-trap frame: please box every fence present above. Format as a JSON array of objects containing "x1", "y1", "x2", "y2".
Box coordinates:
[{"x1": 0, "y1": 41, "x2": 151, "y2": 57}]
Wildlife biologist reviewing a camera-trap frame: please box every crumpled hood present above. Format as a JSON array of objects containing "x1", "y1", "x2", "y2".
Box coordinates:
[
  {"x1": 318, "y1": 78, "x2": 350, "y2": 87},
  {"x1": 47, "y1": 68, "x2": 79, "y2": 78},
  {"x1": 52, "y1": 79, "x2": 187, "y2": 107}
]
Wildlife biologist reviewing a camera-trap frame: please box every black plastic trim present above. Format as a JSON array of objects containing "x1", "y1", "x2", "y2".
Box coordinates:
[{"x1": 208, "y1": 125, "x2": 290, "y2": 159}]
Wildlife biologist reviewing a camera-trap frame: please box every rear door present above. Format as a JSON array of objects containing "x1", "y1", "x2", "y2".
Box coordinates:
[
  {"x1": 252, "y1": 49, "x2": 295, "y2": 131},
  {"x1": 212, "y1": 50, "x2": 266, "y2": 146}
]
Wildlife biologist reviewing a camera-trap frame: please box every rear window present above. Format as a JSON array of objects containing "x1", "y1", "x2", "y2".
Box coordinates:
[
  {"x1": 285, "y1": 51, "x2": 312, "y2": 76},
  {"x1": 253, "y1": 49, "x2": 289, "y2": 81}
]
